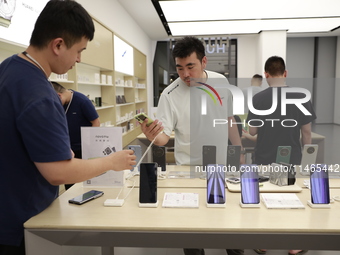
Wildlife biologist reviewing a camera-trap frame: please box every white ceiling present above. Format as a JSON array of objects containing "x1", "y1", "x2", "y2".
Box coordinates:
[{"x1": 118, "y1": 0, "x2": 340, "y2": 41}]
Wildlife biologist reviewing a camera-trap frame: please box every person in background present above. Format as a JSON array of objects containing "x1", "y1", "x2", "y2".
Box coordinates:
[
  {"x1": 243, "y1": 74, "x2": 263, "y2": 114},
  {"x1": 239, "y1": 74, "x2": 263, "y2": 131},
  {"x1": 0, "y1": 1, "x2": 135, "y2": 254},
  {"x1": 140, "y1": 36, "x2": 245, "y2": 255},
  {"x1": 247, "y1": 56, "x2": 316, "y2": 255},
  {"x1": 229, "y1": 115, "x2": 243, "y2": 145},
  {"x1": 52, "y1": 82, "x2": 100, "y2": 189}
]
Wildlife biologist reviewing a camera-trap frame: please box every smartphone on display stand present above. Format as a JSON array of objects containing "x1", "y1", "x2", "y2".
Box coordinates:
[
  {"x1": 226, "y1": 145, "x2": 241, "y2": 176},
  {"x1": 226, "y1": 177, "x2": 240, "y2": 184},
  {"x1": 128, "y1": 145, "x2": 142, "y2": 172},
  {"x1": 68, "y1": 190, "x2": 104, "y2": 205},
  {"x1": 152, "y1": 146, "x2": 166, "y2": 172},
  {"x1": 134, "y1": 112, "x2": 154, "y2": 126},
  {"x1": 310, "y1": 164, "x2": 330, "y2": 204},
  {"x1": 300, "y1": 144, "x2": 318, "y2": 176},
  {"x1": 202, "y1": 145, "x2": 216, "y2": 179},
  {"x1": 275, "y1": 146, "x2": 291, "y2": 165},
  {"x1": 240, "y1": 164, "x2": 260, "y2": 204},
  {"x1": 139, "y1": 163, "x2": 158, "y2": 207},
  {"x1": 206, "y1": 164, "x2": 226, "y2": 206}
]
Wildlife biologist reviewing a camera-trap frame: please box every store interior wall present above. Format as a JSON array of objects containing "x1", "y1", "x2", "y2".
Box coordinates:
[
  {"x1": 313, "y1": 37, "x2": 337, "y2": 124},
  {"x1": 2, "y1": 0, "x2": 338, "y2": 123},
  {"x1": 237, "y1": 35, "x2": 338, "y2": 124},
  {"x1": 1, "y1": 0, "x2": 339, "y2": 123},
  {"x1": 335, "y1": 38, "x2": 340, "y2": 125},
  {"x1": 77, "y1": 0, "x2": 156, "y2": 116}
]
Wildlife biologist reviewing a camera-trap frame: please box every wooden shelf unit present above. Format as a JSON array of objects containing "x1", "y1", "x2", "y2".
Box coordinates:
[{"x1": 0, "y1": 17, "x2": 147, "y2": 148}]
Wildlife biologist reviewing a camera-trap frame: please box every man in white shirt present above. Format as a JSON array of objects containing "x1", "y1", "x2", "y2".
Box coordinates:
[{"x1": 141, "y1": 36, "x2": 244, "y2": 255}]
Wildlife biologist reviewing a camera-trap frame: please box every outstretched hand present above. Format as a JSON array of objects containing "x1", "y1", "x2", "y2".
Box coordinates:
[{"x1": 109, "y1": 150, "x2": 136, "y2": 171}]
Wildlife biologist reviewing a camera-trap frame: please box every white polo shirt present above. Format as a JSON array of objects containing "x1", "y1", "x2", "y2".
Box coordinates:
[{"x1": 157, "y1": 70, "x2": 233, "y2": 166}]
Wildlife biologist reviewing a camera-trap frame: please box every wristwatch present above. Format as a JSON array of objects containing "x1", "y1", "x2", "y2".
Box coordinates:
[{"x1": 240, "y1": 149, "x2": 247, "y2": 155}]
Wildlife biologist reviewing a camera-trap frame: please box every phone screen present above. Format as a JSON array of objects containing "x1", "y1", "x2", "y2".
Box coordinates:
[
  {"x1": 139, "y1": 163, "x2": 158, "y2": 203},
  {"x1": 68, "y1": 190, "x2": 104, "y2": 205},
  {"x1": 240, "y1": 164, "x2": 260, "y2": 204},
  {"x1": 310, "y1": 164, "x2": 330, "y2": 204},
  {"x1": 207, "y1": 164, "x2": 226, "y2": 204}
]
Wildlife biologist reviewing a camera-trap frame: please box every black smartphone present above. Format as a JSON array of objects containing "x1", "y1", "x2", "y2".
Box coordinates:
[
  {"x1": 240, "y1": 164, "x2": 260, "y2": 204},
  {"x1": 134, "y1": 112, "x2": 154, "y2": 126},
  {"x1": 275, "y1": 146, "x2": 291, "y2": 164},
  {"x1": 139, "y1": 163, "x2": 158, "y2": 204},
  {"x1": 152, "y1": 146, "x2": 166, "y2": 172},
  {"x1": 128, "y1": 145, "x2": 142, "y2": 172},
  {"x1": 226, "y1": 145, "x2": 241, "y2": 175},
  {"x1": 207, "y1": 164, "x2": 226, "y2": 204},
  {"x1": 202, "y1": 145, "x2": 216, "y2": 179},
  {"x1": 310, "y1": 164, "x2": 330, "y2": 204},
  {"x1": 203, "y1": 145, "x2": 216, "y2": 169},
  {"x1": 68, "y1": 190, "x2": 104, "y2": 205}
]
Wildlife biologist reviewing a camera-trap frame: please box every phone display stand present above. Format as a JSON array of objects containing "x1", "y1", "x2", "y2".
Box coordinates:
[
  {"x1": 157, "y1": 167, "x2": 166, "y2": 179},
  {"x1": 104, "y1": 199, "x2": 125, "y2": 207},
  {"x1": 307, "y1": 200, "x2": 331, "y2": 208},
  {"x1": 239, "y1": 201, "x2": 261, "y2": 208},
  {"x1": 139, "y1": 201, "x2": 159, "y2": 208},
  {"x1": 206, "y1": 202, "x2": 226, "y2": 208}
]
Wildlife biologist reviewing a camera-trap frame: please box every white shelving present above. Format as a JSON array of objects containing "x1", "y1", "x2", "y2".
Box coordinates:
[{"x1": 0, "y1": 17, "x2": 147, "y2": 147}]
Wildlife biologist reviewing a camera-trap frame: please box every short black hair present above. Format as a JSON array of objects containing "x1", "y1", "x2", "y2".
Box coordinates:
[
  {"x1": 172, "y1": 36, "x2": 205, "y2": 62},
  {"x1": 51, "y1": 81, "x2": 66, "y2": 93},
  {"x1": 252, "y1": 74, "x2": 263, "y2": 80},
  {"x1": 30, "y1": 0, "x2": 95, "y2": 49},
  {"x1": 264, "y1": 56, "x2": 286, "y2": 76}
]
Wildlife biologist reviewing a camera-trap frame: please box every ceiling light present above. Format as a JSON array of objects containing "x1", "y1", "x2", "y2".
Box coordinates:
[
  {"x1": 156, "y1": 0, "x2": 340, "y2": 36},
  {"x1": 167, "y1": 18, "x2": 340, "y2": 36},
  {"x1": 159, "y1": 0, "x2": 340, "y2": 22}
]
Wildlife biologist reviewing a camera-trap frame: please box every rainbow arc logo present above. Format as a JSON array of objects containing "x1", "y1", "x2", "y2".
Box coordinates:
[{"x1": 196, "y1": 82, "x2": 222, "y2": 106}]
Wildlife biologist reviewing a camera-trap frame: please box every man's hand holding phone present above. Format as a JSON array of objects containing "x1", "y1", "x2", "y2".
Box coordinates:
[
  {"x1": 141, "y1": 118, "x2": 164, "y2": 141},
  {"x1": 134, "y1": 112, "x2": 166, "y2": 144}
]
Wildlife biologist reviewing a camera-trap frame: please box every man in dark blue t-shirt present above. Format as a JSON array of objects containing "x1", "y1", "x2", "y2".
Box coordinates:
[
  {"x1": 52, "y1": 81, "x2": 100, "y2": 189},
  {"x1": 52, "y1": 82, "x2": 100, "y2": 158},
  {"x1": 0, "y1": 2, "x2": 136, "y2": 254}
]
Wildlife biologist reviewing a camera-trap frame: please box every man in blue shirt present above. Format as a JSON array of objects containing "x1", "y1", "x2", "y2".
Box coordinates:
[
  {"x1": 52, "y1": 82, "x2": 100, "y2": 189},
  {"x1": 0, "y1": 1, "x2": 136, "y2": 254}
]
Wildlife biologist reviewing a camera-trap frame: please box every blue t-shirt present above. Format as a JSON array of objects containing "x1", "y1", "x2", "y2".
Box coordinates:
[
  {"x1": 0, "y1": 55, "x2": 72, "y2": 246},
  {"x1": 64, "y1": 90, "x2": 99, "y2": 154}
]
